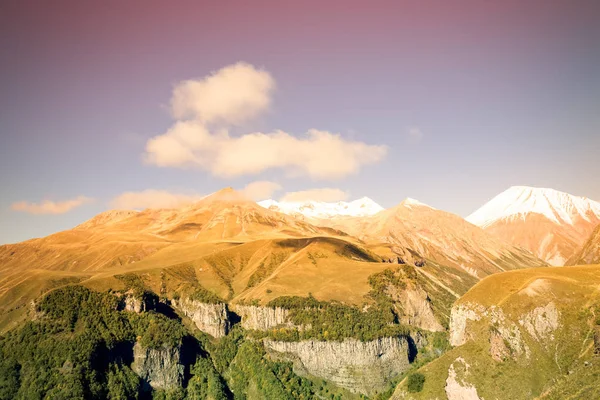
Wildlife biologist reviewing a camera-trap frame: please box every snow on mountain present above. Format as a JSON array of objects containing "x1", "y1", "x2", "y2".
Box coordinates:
[
  {"x1": 400, "y1": 198, "x2": 436, "y2": 210},
  {"x1": 258, "y1": 197, "x2": 384, "y2": 219},
  {"x1": 467, "y1": 186, "x2": 600, "y2": 227}
]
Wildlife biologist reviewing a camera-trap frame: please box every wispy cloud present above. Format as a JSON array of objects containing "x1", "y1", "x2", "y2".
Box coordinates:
[
  {"x1": 144, "y1": 62, "x2": 387, "y2": 180},
  {"x1": 408, "y1": 127, "x2": 423, "y2": 142},
  {"x1": 240, "y1": 181, "x2": 282, "y2": 201},
  {"x1": 110, "y1": 190, "x2": 204, "y2": 210},
  {"x1": 11, "y1": 196, "x2": 93, "y2": 215},
  {"x1": 279, "y1": 188, "x2": 349, "y2": 203}
]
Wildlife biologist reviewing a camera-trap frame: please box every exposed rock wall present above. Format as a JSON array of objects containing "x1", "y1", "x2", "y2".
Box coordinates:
[
  {"x1": 398, "y1": 288, "x2": 444, "y2": 332},
  {"x1": 124, "y1": 295, "x2": 145, "y2": 313},
  {"x1": 445, "y1": 357, "x2": 482, "y2": 400},
  {"x1": 131, "y1": 342, "x2": 184, "y2": 390},
  {"x1": 122, "y1": 292, "x2": 157, "y2": 313},
  {"x1": 264, "y1": 337, "x2": 411, "y2": 395},
  {"x1": 450, "y1": 301, "x2": 560, "y2": 362},
  {"x1": 173, "y1": 299, "x2": 229, "y2": 338},
  {"x1": 449, "y1": 303, "x2": 485, "y2": 346},
  {"x1": 518, "y1": 302, "x2": 559, "y2": 343},
  {"x1": 233, "y1": 305, "x2": 291, "y2": 330}
]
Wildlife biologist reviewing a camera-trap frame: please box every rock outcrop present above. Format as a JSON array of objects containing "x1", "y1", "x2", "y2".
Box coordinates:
[
  {"x1": 233, "y1": 305, "x2": 291, "y2": 330},
  {"x1": 445, "y1": 357, "x2": 482, "y2": 400},
  {"x1": 450, "y1": 303, "x2": 530, "y2": 359},
  {"x1": 264, "y1": 337, "x2": 411, "y2": 395},
  {"x1": 450, "y1": 300, "x2": 561, "y2": 363},
  {"x1": 398, "y1": 288, "x2": 444, "y2": 332},
  {"x1": 173, "y1": 298, "x2": 229, "y2": 338},
  {"x1": 122, "y1": 292, "x2": 157, "y2": 313},
  {"x1": 449, "y1": 303, "x2": 485, "y2": 347},
  {"x1": 518, "y1": 302, "x2": 559, "y2": 344},
  {"x1": 131, "y1": 342, "x2": 184, "y2": 390}
]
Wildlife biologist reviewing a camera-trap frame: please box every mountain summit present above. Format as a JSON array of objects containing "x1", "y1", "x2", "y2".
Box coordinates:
[{"x1": 467, "y1": 186, "x2": 600, "y2": 265}]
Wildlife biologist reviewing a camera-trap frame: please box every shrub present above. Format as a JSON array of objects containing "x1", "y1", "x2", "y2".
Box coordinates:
[{"x1": 407, "y1": 373, "x2": 425, "y2": 393}]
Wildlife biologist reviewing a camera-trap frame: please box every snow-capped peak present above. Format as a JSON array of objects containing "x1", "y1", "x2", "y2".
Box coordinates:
[
  {"x1": 400, "y1": 198, "x2": 435, "y2": 209},
  {"x1": 467, "y1": 186, "x2": 600, "y2": 227},
  {"x1": 258, "y1": 197, "x2": 384, "y2": 219}
]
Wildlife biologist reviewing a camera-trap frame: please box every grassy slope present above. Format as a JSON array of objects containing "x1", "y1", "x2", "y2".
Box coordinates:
[
  {"x1": 393, "y1": 265, "x2": 600, "y2": 399},
  {"x1": 0, "y1": 227, "x2": 541, "y2": 335},
  {"x1": 0, "y1": 232, "x2": 401, "y2": 332}
]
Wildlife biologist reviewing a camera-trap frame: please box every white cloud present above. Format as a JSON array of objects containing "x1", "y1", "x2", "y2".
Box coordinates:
[
  {"x1": 279, "y1": 188, "x2": 349, "y2": 203},
  {"x1": 144, "y1": 62, "x2": 387, "y2": 180},
  {"x1": 171, "y1": 62, "x2": 274, "y2": 125},
  {"x1": 145, "y1": 122, "x2": 387, "y2": 179},
  {"x1": 11, "y1": 196, "x2": 93, "y2": 215},
  {"x1": 110, "y1": 190, "x2": 204, "y2": 210},
  {"x1": 240, "y1": 181, "x2": 282, "y2": 201},
  {"x1": 408, "y1": 127, "x2": 423, "y2": 142}
]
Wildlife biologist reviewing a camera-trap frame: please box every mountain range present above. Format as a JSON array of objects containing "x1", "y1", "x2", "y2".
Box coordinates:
[
  {"x1": 1, "y1": 184, "x2": 599, "y2": 398},
  {"x1": 4, "y1": 184, "x2": 599, "y2": 333},
  {"x1": 260, "y1": 185, "x2": 600, "y2": 267}
]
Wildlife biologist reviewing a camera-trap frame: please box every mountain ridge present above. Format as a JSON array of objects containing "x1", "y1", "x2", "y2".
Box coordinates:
[{"x1": 258, "y1": 196, "x2": 384, "y2": 219}]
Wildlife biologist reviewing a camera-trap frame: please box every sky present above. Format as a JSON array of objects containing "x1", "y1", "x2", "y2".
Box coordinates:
[{"x1": 1, "y1": 0, "x2": 599, "y2": 244}]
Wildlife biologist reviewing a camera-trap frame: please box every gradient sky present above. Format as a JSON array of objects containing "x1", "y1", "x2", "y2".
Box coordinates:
[{"x1": 1, "y1": 0, "x2": 599, "y2": 244}]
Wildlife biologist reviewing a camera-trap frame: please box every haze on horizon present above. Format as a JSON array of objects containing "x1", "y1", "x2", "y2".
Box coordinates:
[{"x1": 1, "y1": 0, "x2": 599, "y2": 244}]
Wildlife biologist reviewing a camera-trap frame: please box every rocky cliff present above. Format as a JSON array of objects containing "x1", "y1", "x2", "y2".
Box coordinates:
[
  {"x1": 123, "y1": 293, "x2": 157, "y2": 313},
  {"x1": 397, "y1": 288, "x2": 444, "y2": 332},
  {"x1": 444, "y1": 357, "x2": 482, "y2": 400},
  {"x1": 131, "y1": 342, "x2": 184, "y2": 390},
  {"x1": 265, "y1": 337, "x2": 412, "y2": 395},
  {"x1": 233, "y1": 305, "x2": 291, "y2": 330},
  {"x1": 449, "y1": 300, "x2": 559, "y2": 360},
  {"x1": 173, "y1": 298, "x2": 229, "y2": 338}
]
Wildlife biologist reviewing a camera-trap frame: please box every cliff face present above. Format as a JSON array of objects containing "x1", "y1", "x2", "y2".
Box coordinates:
[
  {"x1": 173, "y1": 298, "x2": 229, "y2": 338},
  {"x1": 449, "y1": 302, "x2": 540, "y2": 360},
  {"x1": 445, "y1": 357, "x2": 482, "y2": 400},
  {"x1": 122, "y1": 292, "x2": 157, "y2": 313},
  {"x1": 131, "y1": 342, "x2": 184, "y2": 390},
  {"x1": 233, "y1": 305, "x2": 291, "y2": 330},
  {"x1": 449, "y1": 300, "x2": 560, "y2": 360},
  {"x1": 265, "y1": 337, "x2": 411, "y2": 395},
  {"x1": 397, "y1": 288, "x2": 444, "y2": 332}
]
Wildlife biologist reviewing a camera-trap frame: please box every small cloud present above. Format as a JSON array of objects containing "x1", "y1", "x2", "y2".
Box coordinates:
[
  {"x1": 11, "y1": 196, "x2": 93, "y2": 215},
  {"x1": 171, "y1": 62, "x2": 275, "y2": 125},
  {"x1": 279, "y1": 188, "x2": 349, "y2": 203},
  {"x1": 110, "y1": 190, "x2": 204, "y2": 210},
  {"x1": 408, "y1": 127, "x2": 423, "y2": 142},
  {"x1": 240, "y1": 181, "x2": 282, "y2": 201}
]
